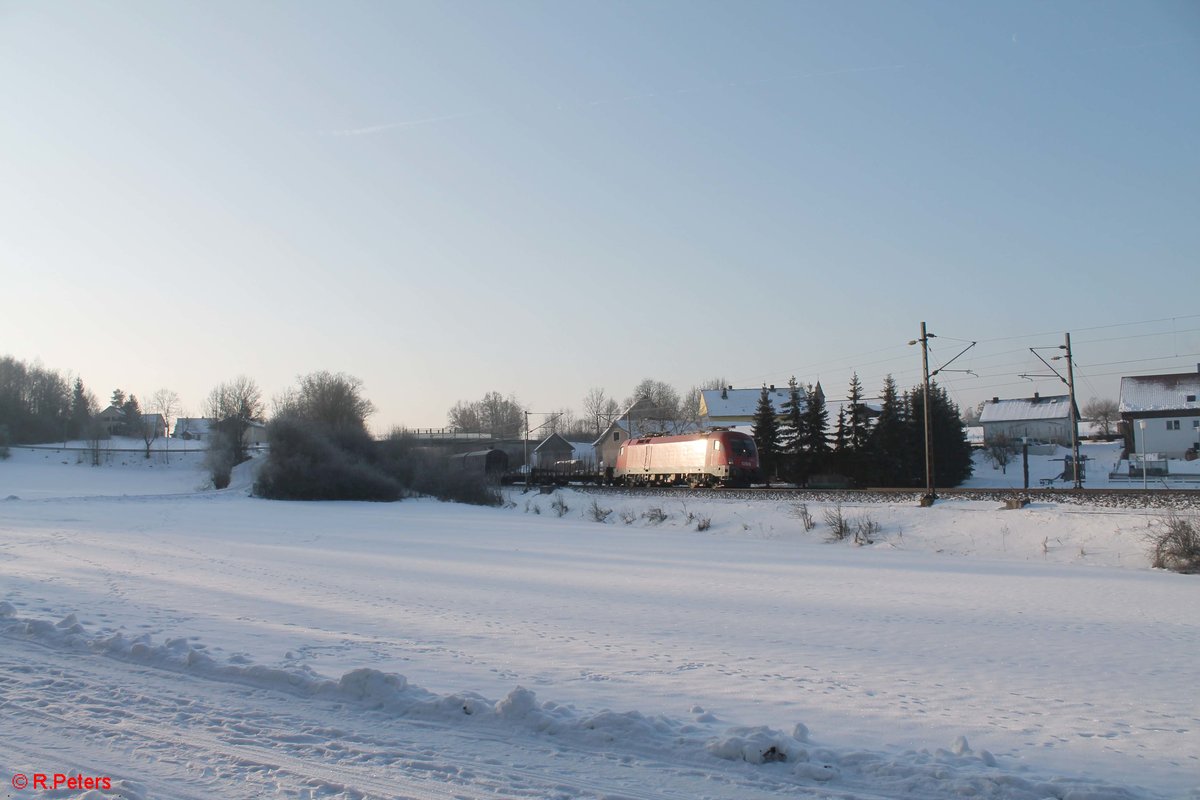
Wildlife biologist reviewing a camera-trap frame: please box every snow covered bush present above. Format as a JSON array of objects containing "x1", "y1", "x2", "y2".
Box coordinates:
[
  {"x1": 642, "y1": 507, "x2": 669, "y2": 525},
  {"x1": 1147, "y1": 513, "x2": 1200, "y2": 573},
  {"x1": 794, "y1": 503, "x2": 816, "y2": 532},
  {"x1": 551, "y1": 493, "x2": 570, "y2": 517},
  {"x1": 823, "y1": 504, "x2": 850, "y2": 541},
  {"x1": 204, "y1": 431, "x2": 236, "y2": 490},
  {"x1": 587, "y1": 499, "x2": 612, "y2": 523},
  {"x1": 256, "y1": 417, "x2": 402, "y2": 501},
  {"x1": 854, "y1": 514, "x2": 881, "y2": 545}
]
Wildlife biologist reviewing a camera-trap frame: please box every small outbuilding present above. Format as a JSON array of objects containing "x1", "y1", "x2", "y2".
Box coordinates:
[{"x1": 532, "y1": 433, "x2": 575, "y2": 468}]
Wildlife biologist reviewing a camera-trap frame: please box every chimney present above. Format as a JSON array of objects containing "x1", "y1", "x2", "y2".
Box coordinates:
[
  {"x1": 1033, "y1": 392, "x2": 1039, "y2": 400},
  {"x1": 721, "y1": 387, "x2": 727, "y2": 399},
  {"x1": 769, "y1": 384, "x2": 775, "y2": 392},
  {"x1": 992, "y1": 396, "x2": 999, "y2": 403}
]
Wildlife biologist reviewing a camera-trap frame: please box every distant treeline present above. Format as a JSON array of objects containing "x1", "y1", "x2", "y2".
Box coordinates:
[{"x1": 0, "y1": 355, "x2": 98, "y2": 446}]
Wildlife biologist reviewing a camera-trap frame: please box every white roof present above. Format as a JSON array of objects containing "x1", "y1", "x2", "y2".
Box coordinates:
[
  {"x1": 700, "y1": 386, "x2": 802, "y2": 419},
  {"x1": 1119, "y1": 372, "x2": 1200, "y2": 413},
  {"x1": 174, "y1": 417, "x2": 215, "y2": 435},
  {"x1": 979, "y1": 395, "x2": 1073, "y2": 423}
]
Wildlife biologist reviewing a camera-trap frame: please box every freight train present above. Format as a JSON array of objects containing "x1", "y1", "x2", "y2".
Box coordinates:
[{"x1": 614, "y1": 429, "x2": 759, "y2": 488}]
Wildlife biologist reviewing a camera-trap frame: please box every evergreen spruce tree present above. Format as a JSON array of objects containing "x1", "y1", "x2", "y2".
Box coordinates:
[
  {"x1": 833, "y1": 405, "x2": 847, "y2": 462},
  {"x1": 846, "y1": 373, "x2": 870, "y2": 453},
  {"x1": 905, "y1": 382, "x2": 974, "y2": 489},
  {"x1": 868, "y1": 375, "x2": 906, "y2": 486},
  {"x1": 899, "y1": 390, "x2": 922, "y2": 486},
  {"x1": 751, "y1": 385, "x2": 780, "y2": 485},
  {"x1": 800, "y1": 382, "x2": 830, "y2": 481},
  {"x1": 842, "y1": 373, "x2": 870, "y2": 483},
  {"x1": 778, "y1": 377, "x2": 804, "y2": 481},
  {"x1": 68, "y1": 377, "x2": 94, "y2": 440},
  {"x1": 930, "y1": 384, "x2": 974, "y2": 485},
  {"x1": 121, "y1": 395, "x2": 141, "y2": 438}
]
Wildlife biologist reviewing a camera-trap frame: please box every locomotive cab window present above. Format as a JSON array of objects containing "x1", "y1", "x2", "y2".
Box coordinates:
[
  {"x1": 728, "y1": 438, "x2": 756, "y2": 456},
  {"x1": 713, "y1": 441, "x2": 721, "y2": 450}
]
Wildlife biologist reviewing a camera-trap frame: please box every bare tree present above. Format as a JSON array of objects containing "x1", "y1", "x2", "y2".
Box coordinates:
[
  {"x1": 478, "y1": 391, "x2": 524, "y2": 437},
  {"x1": 582, "y1": 387, "x2": 618, "y2": 437},
  {"x1": 1083, "y1": 397, "x2": 1119, "y2": 439},
  {"x1": 682, "y1": 376, "x2": 727, "y2": 430},
  {"x1": 626, "y1": 379, "x2": 683, "y2": 432},
  {"x1": 205, "y1": 376, "x2": 264, "y2": 465},
  {"x1": 962, "y1": 401, "x2": 985, "y2": 426},
  {"x1": 448, "y1": 392, "x2": 524, "y2": 437},
  {"x1": 447, "y1": 400, "x2": 482, "y2": 432},
  {"x1": 138, "y1": 410, "x2": 160, "y2": 459},
  {"x1": 150, "y1": 388, "x2": 180, "y2": 462},
  {"x1": 986, "y1": 432, "x2": 1017, "y2": 474},
  {"x1": 277, "y1": 371, "x2": 375, "y2": 433}
]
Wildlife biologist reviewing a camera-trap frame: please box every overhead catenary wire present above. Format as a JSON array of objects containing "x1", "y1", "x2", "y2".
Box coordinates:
[{"x1": 724, "y1": 313, "x2": 1198, "y2": 412}]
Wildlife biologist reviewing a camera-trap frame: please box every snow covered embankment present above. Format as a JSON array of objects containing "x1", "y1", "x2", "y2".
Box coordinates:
[{"x1": 0, "y1": 602, "x2": 1161, "y2": 800}]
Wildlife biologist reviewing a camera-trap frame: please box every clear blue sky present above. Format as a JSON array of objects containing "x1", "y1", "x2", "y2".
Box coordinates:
[{"x1": 2, "y1": 1, "x2": 1197, "y2": 430}]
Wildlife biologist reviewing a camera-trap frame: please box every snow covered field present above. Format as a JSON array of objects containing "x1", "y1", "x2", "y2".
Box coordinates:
[{"x1": 1, "y1": 446, "x2": 1197, "y2": 799}]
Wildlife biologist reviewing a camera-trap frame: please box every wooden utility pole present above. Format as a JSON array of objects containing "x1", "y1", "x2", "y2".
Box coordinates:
[
  {"x1": 915, "y1": 322, "x2": 936, "y2": 505},
  {"x1": 1064, "y1": 332, "x2": 1082, "y2": 489}
]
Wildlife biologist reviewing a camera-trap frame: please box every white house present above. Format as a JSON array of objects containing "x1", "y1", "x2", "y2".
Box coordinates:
[
  {"x1": 978, "y1": 393, "x2": 1078, "y2": 446},
  {"x1": 1119, "y1": 367, "x2": 1200, "y2": 459},
  {"x1": 173, "y1": 417, "x2": 268, "y2": 448},
  {"x1": 698, "y1": 384, "x2": 810, "y2": 427},
  {"x1": 139, "y1": 413, "x2": 167, "y2": 439},
  {"x1": 173, "y1": 418, "x2": 215, "y2": 440}
]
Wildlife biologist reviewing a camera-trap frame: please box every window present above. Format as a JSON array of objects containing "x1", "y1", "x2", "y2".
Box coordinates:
[
  {"x1": 613, "y1": 431, "x2": 621, "y2": 442},
  {"x1": 1166, "y1": 420, "x2": 1180, "y2": 430},
  {"x1": 713, "y1": 441, "x2": 721, "y2": 450},
  {"x1": 1188, "y1": 394, "x2": 1197, "y2": 402},
  {"x1": 728, "y1": 438, "x2": 756, "y2": 456}
]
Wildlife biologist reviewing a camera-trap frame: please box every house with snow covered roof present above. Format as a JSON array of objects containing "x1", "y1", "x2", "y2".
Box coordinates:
[
  {"x1": 1119, "y1": 366, "x2": 1200, "y2": 459},
  {"x1": 96, "y1": 404, "x2": 126, "y2": 435},
  {"x1": 978, "y1": 393, "x2": 1078, "y2": 447},
  {"x1": 173, "y1": 417, "x2": 215, "y2": 440},
  {"x1": 140, "y1": 413, "x2": 166, "y2": 439},
  {"x1": 698, "y1": 384, "x2": 810, "y2": 427}
]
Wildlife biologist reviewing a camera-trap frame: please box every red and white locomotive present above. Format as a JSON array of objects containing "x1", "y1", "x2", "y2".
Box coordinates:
[{"x1": 614, "y1": 429, "x2": 759, "y2": 488}]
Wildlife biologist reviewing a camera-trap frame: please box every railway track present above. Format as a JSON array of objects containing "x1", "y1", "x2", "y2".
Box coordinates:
[{"x1": 557, "y1": 484, "x2": 1200, "y2": 509}]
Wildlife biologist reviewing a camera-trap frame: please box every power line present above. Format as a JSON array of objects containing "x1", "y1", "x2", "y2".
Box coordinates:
[{"x1": 972, "y1": 313, "x2": 1200, "y2": 345}]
